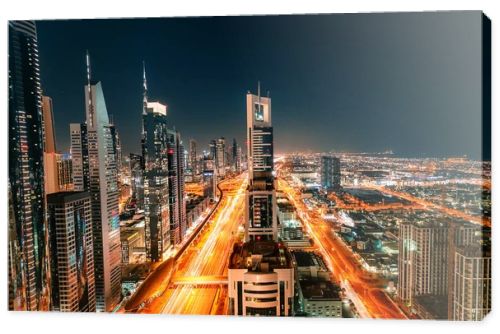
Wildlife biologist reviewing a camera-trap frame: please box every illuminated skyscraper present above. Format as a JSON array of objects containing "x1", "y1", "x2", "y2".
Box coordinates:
[
  {"x1": 109, "y1": 123, "x2": 123, "y2": 178},
  {"x1": 142, "y1": 100, "x2": 171, "y2": 261},
  {"x1": 215, "y1": 137, "x2": 226, "y2": 177},
  {"x1": 232, "y1": 138, "x2": 241, "y2": 173},
  {"x1": 57, "y1": 153, "x2": 73, "y2": 191},
  {"x1": 228, "y1": 84, "x2": 294, "y2": 316},
  {"x1": 47, "y1": 191, "x2": 95, "y2": 312},
  {"x1": 84, "y1": 53, "x2": 121, "y2": 311},
  {"x1": 129, "y1": 153, "x2": 144, "y2": 210},
  {"x1": 320, "y1": 156, "x2": 341, "y2": 191},
  {"x1": 209, "y1": 139, "x2": 217, "y2": 160},
  {"x1": 202, "y1": 156, "x2": 216, "y2": 199},
  {"x1": 398, "y1": 221, "x2": 449, "y2": 309},
  {"x1": 245, "y1": 84, "x2": 277, "y2": 241},
  {"x1": 189, "y1": 138, "x2": 198, "y2": 174},
  {"x1": 167, "y1": 129, "x2": 187, "y2": 244},
  {"x1": 70, "y1": 123, "x2": 90, "y2": 191},
  {"x1": 8, "y1": 20, "x2": 50, "y2": 311},
  {"x1": 141, "y1": 63, "x2": 172, "y2": 260}
]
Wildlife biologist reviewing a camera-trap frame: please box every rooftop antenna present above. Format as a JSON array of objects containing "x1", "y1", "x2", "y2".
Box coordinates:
[{"x1": 86, "y1": 50, "x2": 94, "y2": 128}]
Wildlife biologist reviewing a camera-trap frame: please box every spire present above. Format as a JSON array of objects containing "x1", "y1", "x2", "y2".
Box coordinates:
[
  {"x1": 86, "y1": 50, "x2": 91, "y2": 86},
  {"x1": 86, "y1": 50, "x2": 94, "y2": 128},
  {"x1": 142, "y1": 61, "x2": 148, "y2": 115},
  {"x1": 257, "y1": 80, "x2": 261, "y2": 100}
]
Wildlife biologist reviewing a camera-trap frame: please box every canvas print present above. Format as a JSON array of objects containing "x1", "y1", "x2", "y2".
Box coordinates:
[{"x1": 8, "y1": 11, "x2": 491, "y2": 320}]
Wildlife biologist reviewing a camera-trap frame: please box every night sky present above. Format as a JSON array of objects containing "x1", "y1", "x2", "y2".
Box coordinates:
[{"x1": 36, "y1": 11, "x2": 485, "y2": 159}]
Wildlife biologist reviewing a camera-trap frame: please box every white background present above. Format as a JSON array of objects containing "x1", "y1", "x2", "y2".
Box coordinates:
[{"x1": 0, "y1": 1, "x2": 497, "y2": 333}]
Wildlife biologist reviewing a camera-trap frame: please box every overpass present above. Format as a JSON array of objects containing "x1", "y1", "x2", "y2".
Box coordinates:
[{"x1": 171, "y1": 275, "x2": 228, "y2": 286}]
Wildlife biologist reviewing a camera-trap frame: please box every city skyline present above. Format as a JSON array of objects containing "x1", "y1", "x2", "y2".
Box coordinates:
[
  {"x1": 36, "y1": 11, "x2": 487, "y2": 159},
  {"x1": 8, "y1": 12, "x2": 491, "y2": 320}
]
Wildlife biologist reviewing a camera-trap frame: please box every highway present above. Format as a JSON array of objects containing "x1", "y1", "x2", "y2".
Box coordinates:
[
  {"x1": 155, "y1": 174, "x2": 247, "y2": 315},
  {"x1": 278, "y1": 177, "x2": 407, "y2": 319}
]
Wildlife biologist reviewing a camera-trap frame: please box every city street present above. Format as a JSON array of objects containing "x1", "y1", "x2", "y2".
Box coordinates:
[{"x1": 278, "y1": 178, "x2": 407, "y2": 319}]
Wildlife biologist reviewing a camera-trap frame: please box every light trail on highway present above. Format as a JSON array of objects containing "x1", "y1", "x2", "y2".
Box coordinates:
[
  {"x1": 278, "y1": 177, "x2": 408, "y2": 319},
  {"x1": 158, "y1": 174, "x2": 247, "y2": 315}
]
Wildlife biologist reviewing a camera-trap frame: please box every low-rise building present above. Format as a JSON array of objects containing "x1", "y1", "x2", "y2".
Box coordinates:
[{"x1": 293, "y1": 251, "x2": 342, "y2": 317}]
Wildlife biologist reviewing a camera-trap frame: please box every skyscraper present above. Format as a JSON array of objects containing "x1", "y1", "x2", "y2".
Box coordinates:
[
  {"x1": 215, "y1": 137, "x2": 226, "y2": 177},
  {"x1": 42, "y1": 96, "x2": 59, "y2": 195},
  {"x1": 43, "y1": 96, "x2": 60, "y2": 195},
  {"x1": 320, "y1": 156, "x2": 341, "y2": 191},
  {"x1": 452, "y1": 246, "x2": 491, "y2": 320},
  {"x1": 84, "y1": 53, "x2": 121, "y2": 311},
  {"x1": 47, "y1": 191, "x2": 96, "y2": 312},
  {"x1": 189, "y1": 138, "x2": 198, "y2": 174},
  {"x1": 57, "y1": 153, "x2": 73, "y2": 191},
  {"x1": 129, "y1": 153, "x2": 145, "y2": 210},
  {"x1": 245, "y1": 84, "x2": 277, "y2": 241},
  {"x1": 8, "y1": 20, "x2": 50, "y2": 311},
  {"x1": 109, "y1": 123, "x2": 123, "y2": 179},
  {"x1": 228, "y1": 84, "x2": 294, "y2": 316},
  {"x1": 141, "y1": 63, "x2": 172, "y2": 261},
  {"x1": 209, "y1": 139, "x2": 217, "y2": 161},
  {"x1": 398, "y1": 220, "x2": 450, "y2": 318},
  {"x1": 44, "y1": 152, "x2": 60, "y2": 195},
  {"x1": 70, "y1": 123, "x2": 89, "y2": 192},
  {"x1": 142, "y1": 101, "x2": 171, "y2": 261},
  {"x1": 167, "y1": 129, "x2": 187, "y2": 244},
  {"x1": 202, "y1": 155, "x2": 216, "y2": 199},
  {"x1": 232, "y1": 138, "x2": 241, "y2": 173},
  {"x1": 42, "y1": 95, "x2": 57, "y2": 153}
]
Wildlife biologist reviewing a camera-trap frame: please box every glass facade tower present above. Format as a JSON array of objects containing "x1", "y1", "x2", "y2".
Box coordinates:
[{"x1": 8, "y1": 20, "x2": 50, "y2": 311}]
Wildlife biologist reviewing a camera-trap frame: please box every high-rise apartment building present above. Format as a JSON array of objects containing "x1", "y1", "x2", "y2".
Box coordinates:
[
  {"x1": 398, "y1": 221, "x2": 450, "y2": 306},
  {"x1": 245, "y1": 85, "x2": 277, "y2": 241},
  {"x1": 47, "y1": 191, "x2": 95, "y2": 312},
  {"x1": 452, "y1": 246, "x2": 491, "y2": 320},
  {"x1": 8, "y1": 20, "x2": 50, "y2": 311},
  {"x1": 84, "y1": 54, "x2": 121, "y2": 311},
  {"x1": 320, "y1": 156, "x2": 341, "y2": 191}
]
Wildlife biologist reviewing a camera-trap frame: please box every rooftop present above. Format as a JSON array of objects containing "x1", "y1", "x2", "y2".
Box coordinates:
[
  {"x1": 292, "y1": 251, "x2": 327, "y2": 271},
  {"x1": 47, "y1": 191, "x2": 90, "y2": 204},
  {"x1": 299, "y1": 279, "x2": 341, "y2": 301},
  {"x1": 229, "y1": 240, "x2": 292, "y2": 271}
]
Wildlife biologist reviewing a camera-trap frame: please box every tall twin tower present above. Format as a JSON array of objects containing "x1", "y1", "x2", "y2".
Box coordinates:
[{"x1": 245, "y1": 84, "x2": 278, "y2": 241}]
